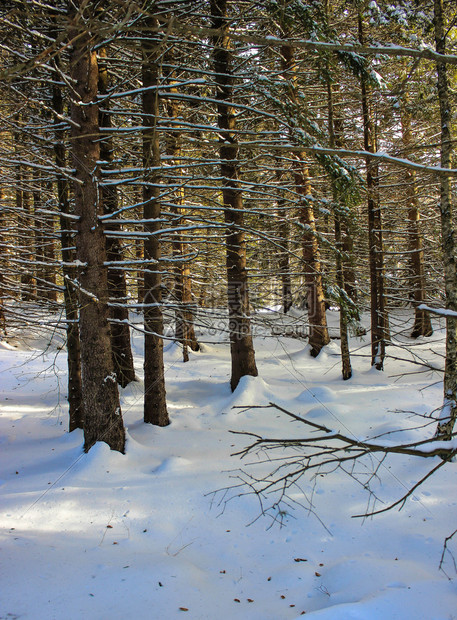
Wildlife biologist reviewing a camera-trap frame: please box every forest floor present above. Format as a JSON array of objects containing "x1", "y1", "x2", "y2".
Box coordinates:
[{"x1": 1, "y1": 307, "x2": 456, "y2": 619}]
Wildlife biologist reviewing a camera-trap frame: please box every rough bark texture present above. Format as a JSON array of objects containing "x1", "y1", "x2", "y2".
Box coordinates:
[
  {"x1": 327, "y1": 78, "x2": 352, "y2": 380},
  {"x1": 52, "y1": 48, "x2": 83, "y2": 431},
  {"x1": 33, "y1": 167, "x2": 57, "y2": 303},
  {"x1": 0, "y1": 188, "x2": 6, "y2": 333},
  {"x1": 399, "y1": 103, "x2": 433, "y2": 338},
  {"x1": 280, "y1": 42, "x2": 329, "y2": 356},
  {"x1": 434, "y1": 0, "x2": 457, "y2": 440},
  {"x1": 142, "y1": 17, "x2": 169, "y2": 426},
  {"x1": 69, "y1": 0, "x2": 125, "y2": 453},
  {"x1": 275, "y1": 167, "x2": 293, "y2": 313},
  {"x1": 98, "y1": 47, "x2": 136, "y2": 387},
  {"x1": 359, "y1": 15, "x2": 388, "y2": 370},
  {"x1": 211, "y1": 0, "x2": 258, "y2": 391},
  {"x1": 278, "y1": 201, "x2": 293, "y2": 314},
  {"x1": 15, "y1": 123, "x2": 36, "y2": 301},
  {"x1": 164, "y1": 58, "x2": 199, "y2": 359}
]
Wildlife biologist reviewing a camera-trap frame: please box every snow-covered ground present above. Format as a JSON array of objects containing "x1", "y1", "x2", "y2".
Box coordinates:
[{"x1": 1, "y1": 309, "x2": 456, "y2": 619}]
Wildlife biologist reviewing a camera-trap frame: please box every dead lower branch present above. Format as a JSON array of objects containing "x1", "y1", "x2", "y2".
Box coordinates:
[{"x1": 226, "y1": 402, "x2": 456, "y2": 523}]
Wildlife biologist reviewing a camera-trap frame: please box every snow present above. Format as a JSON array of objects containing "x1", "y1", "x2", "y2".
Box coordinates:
[
  {"x1": 418, "y1": 304, "x2": 457, "y2": 318},
  {"x1": 1, "y1": 309, "x2": 457, "y2": 619}
]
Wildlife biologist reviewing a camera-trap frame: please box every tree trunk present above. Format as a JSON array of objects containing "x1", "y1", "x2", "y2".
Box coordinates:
[
  {"x1": 0, "y1": 188, "x2": 6, "y2": 333},
  {"x1": 14, "y1": 122, "x2": 36, "y2": 302},
  {"x1": 211, "y1": 0, "x2": 258, "y2": 391},
  {"x1": 142, "y1": 15, "x2": 169, "y2": 426},
  {"x1": 434, "y1": 0, "x2": 457, "y2": 440},
  {"x1": 359, "y1": 14, "x2": 388, "y2": 370},
  {"x1": 280, "y1": 42, "x2": 329, "y2": 356},
  {"x1": 42, "y1": 187, "x2": 57, "y2": 303},
  {"x1": 52, "y1": 43, "x2": 83, "y2": 431},
  {"x1": 163, "y1": 56, "x2": 199, "y2": 359},
  {"x1": 399, "y1": 101, "x2": 433, "y2": 338},
  {"x1": 327, "y1": 76, "x2": 352, "y2": 380},
  {"x1": 69, "y1": 0, "x2": 125, "y2": 453},
  {"x1": 98, "y1": 47, "x2": 136, "y2": 387},
  {"x1": 278, "y1": 201, "x2": 293, "y2": 314},
  {"x1": 275, "y1": 166, "x2": 293, "y2": 313}
]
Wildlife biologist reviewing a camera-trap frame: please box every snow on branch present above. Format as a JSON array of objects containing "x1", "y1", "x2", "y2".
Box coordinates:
[
  {"x1": 226, "y1": 403, "x2": 456, "y2": 522},
  {"x1": 418, "y1": 304, "x2": 457, "y2": 318},
  {"x1": 165, "y1": 20, "x2": 457, "y2": 65}
]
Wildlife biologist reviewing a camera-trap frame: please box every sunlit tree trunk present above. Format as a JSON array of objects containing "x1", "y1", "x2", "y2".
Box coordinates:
[
  {"x1": 52, "y1": 41, "x2": 83, "y2": 431},
  {"x1": 69, "y1": 0, "x2": 125, "y2": 452},
  {"x1": 359, "y1": 13, "x2": 388, "y2": 370},
  {"x1": 0, "y1": 188, "x2": 6, "y2": 333},
  {"x1": 142, "y1": 14, "x2": 169, "y2": 426},
  {"x1": 275, "y1": 166, "x2": 293, "y2": 313},
  {"x1": 33, "y1": 169, "x2": 47, "y2": 299},
  {"x1": 434, "y1": 0, "x2": 457, "y2": 440},
  {"x1": 163, "y1": 54, "x2": 199, "y2": 360},
  {"x1": 280, "y1": 42, "x2": 329, "y2": 356},
  {"x1": 327, "y1": 76, "x2": 352, "y2": 379},
  {"x1": 14, "y1": 121, "x2": 35, "y2": 301},
  {"x1": 211, "y1": 0, "x2": 258, "y2": 391},
  {"x1": 98, "y1": 46, "x2": 136, "y2": 387},
  {"x1": 399, "y1": 102, "x2": 433, "y2": 338}
]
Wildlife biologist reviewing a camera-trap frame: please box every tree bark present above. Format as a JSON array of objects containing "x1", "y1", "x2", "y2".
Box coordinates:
[
  {"x1": 52, "y1": 42, "x2": 83, "y2": 431},
  {"x1": 98, "y1": 46, "x2": 136, "y2": 387},
  {"x1": 327, "y1": 76, "x2": 352, "y2": 379},
  {"x1": 359, "y1": 14, "x2": 388, "y2": 370},
  {"x1": 142, "y1": 14, "x2": 169, "y2": 426},
  {"x1": 69, "y1": 0, "x2": 125, "y2": 452},
  {"x1": 399, "y1": 102, "x2": 433, "y2": 338},
  {"x1": 434, "y1": 0, "x2": 457, "y2": 440},
  {"x1": 0, "y1": 188, "x2": 6, "y2": 333},
  {"x1": 211, "y1": 0, "x2": 258, "y2": 391},
  {"x1": 163, "y1": 55, "x2": 199, "y2": 359},
  {"x1": 280, "y1": 42, "x2": 329, "y2": 356},
  {"x1": 275, "y1": 166, "x2": 293, "y2": 314},
  {"x1": 14, "y1": 121, "x2": 36, "y2": 302}
]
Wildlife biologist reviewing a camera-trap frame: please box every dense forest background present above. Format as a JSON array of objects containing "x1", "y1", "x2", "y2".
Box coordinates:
[{"x1": 1, "y1": 0, "x2": 457, "y2": 453}]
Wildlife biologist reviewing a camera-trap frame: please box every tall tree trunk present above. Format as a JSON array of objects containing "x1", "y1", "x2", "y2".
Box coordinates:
[
  {"x1": 14, "y1": 122, "x2": 36, "y2": 302},
  {"x1": 359, "y1": 14, "x2": 388, "y2": 370},
  {"x1": 52, "y1": 45, "x2": 83, "y2": 431},
  {"x1": 33, "y1": 111, "x2": 57, "y2": 304},
  {"x1": 98, "y1": 47, "x2": 136, "y2": 387},
  {"x1": 135, "y1": 234, "x2": 145, "y2": 304},
  {"x1": 0, "y1": 188, "x2": 6, "y2": 333},
  {"x1": 275, "y1": 166, "x2": 293, "y2": 313},
  {"x1": 69, "y1": 0, "x2": 125, "y2": 453},
  {"x1": 33, "y1": 169, "x2": 47, "y2": 299},
  {"x1": 142, "y1": 15, "x2": 169, "y2": 426},
  {"x1": 278, "y1": 201, "x2": 293, "y2": 314},
  {"x1": 327, "y1": 76, "x2": 352, "y2": 380},
  {"x1": 163, "y1": 55, "x2": 199, "y2": 360},
  {"x1": 211, "y1": 0, "x2": 258, "y2": 391},
  {"x1": 280, "y1": 42, "x2": 329, "y2": 356},
  {"x1": 399, "y1": 102, "x2": 433, "y2": 338},
  {"x1": 42, "y1": 184, "x2": 57, "y2": 303},
  {"x1": 434, "y1": 0, "x2": 457, "y2": 440},
  {"x1": 332, "y1": 116, "x2": 362, "y2": 332}
]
